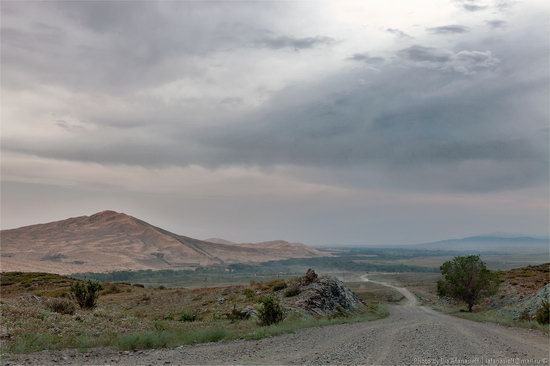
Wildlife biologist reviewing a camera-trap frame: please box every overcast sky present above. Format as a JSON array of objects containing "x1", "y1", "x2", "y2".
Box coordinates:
[{"x1": 1, "y1": 0, "x2": 548, "y2": 245}]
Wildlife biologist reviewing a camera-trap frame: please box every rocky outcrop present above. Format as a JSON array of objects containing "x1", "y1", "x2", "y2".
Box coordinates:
[
  {"x1": 520, "y1": 284, "x2": 550, "y2": 318},
  {"x1": 285, "y1": 269, "x2": 364, "y2": 317}
]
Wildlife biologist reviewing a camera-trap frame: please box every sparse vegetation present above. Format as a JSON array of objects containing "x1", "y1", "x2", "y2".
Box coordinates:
[
  {"x1": 101, "y1": 283, "x2": 122, "y2": 295},
  {"x1": 535, "y1": 299, "x2": 549, "y2": 325},
  {"x1": 46, "y1": 298, "x2": 76, "y2": 315},
  {"x1": 0, "y1": 271, "x2": 389, "y2": 354},
  {"x1": 284, "y1": 285, "x2": 301, "y2": 297},
  {"x1": 225, "y1": 304, "x2": 251, "y2": 322},
  {"x1": 437, "y1": 255, "x2": 499, "y2": 312},
  {"x1": 179, "y1": 311, "x2": 197, "y2": 322},
  {"x1": 258, "y1": 296, "x2": 284, "y2": 326},
  {"x1": 268, "y1": 279, "x2": 287, "y2": 291},
  {"x1": 242, "y1": 288, "x2": 256, "y2": 299},
  {"x1": 70, "y1": 280, "x2": 102, "y2": 309}
]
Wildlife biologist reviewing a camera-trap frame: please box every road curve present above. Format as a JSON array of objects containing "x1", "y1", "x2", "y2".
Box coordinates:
[{"x1": 4, "y1": 275, "x2": 549, "y2": 365}]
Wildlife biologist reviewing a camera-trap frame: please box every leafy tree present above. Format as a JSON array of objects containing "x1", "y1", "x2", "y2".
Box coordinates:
[
  {"x1": 258, "y1": 296, "x2": 284, "y2": 326},
  {"x1": 437, "y1": 255, "x2": 499, "y2": 312},
  {"x1": 70, "y1": 280, "x2": 102, "y2": 309}
]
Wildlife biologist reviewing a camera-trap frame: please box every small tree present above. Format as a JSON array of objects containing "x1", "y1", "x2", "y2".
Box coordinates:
[
  {"x1": 258, "y1": 296, "x2": 284, "y2": 326},
  {"x1": 70, "y1": 280, "x2": 102, "y2": 309},
  {"x1": 437, "y1": 255, "x2": 499, "y2": 312}
]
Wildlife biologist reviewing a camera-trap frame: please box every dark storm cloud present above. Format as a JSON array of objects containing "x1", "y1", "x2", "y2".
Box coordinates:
[
  {"x1": 252, "y1": 35, "x2": 335, "y2": 50},
  {"x1": 5, "y1": 42, "x2": 547, "y2": 193},
  {"x1": 427, "y1": 25, "x2": 469, "y2": 34},
  {"x1": 2, "y1": 0, "x2": 548, "y2": 194},
  {"x1": 0, "y1": 1, "x2": 328, "y2": 92},
  {"x1": 385, "y1": 28, "x2": 413, "y2": 39},
  {"x1": 347, "y1": 53, "x2": 385, "y2": 64}
]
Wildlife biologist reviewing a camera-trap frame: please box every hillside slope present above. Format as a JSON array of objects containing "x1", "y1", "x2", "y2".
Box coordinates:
[{"x1": 0, "y1": 210, "x2": 324, "y2": 274}]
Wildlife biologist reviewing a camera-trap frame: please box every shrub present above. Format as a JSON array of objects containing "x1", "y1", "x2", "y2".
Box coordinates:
[
  {"x1": 101, "y1": 283, "x2": 122, "y2": 295},
  {"x1": 70, "y1": 280, "x2": 102, "y2": 309},
  {"x1": 267, "y1": 279, "x2": 287, "y2": 292},
  {"x1": 284, "y1": 286, "x2": 300, "y2": 298},
  {"x1": 243, "y1": 288, "x2": 256, "y2": 299},
  {"x1": 535, "y1": 299, "x2": 550, "y2": 325},
  {"x1": 518, "y1": 309, "x2": 532, "y2": 322},
  {"x1": 226, "y1": 305, "x2": 251, "y2": 322},
  {"x1": 47, "y1": 298, "x2": 76, "y2": 315},
  {"x1": 179, "y1": 311, "x2": 197, "y2": 322},
  {"x1": 258, "y1": 296, "x2": 284, "y2": 326}
]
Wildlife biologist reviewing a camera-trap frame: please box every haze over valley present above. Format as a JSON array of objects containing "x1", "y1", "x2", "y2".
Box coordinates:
[{"x1": 0, "y1": 0, "x2": 548, "y2": 364}]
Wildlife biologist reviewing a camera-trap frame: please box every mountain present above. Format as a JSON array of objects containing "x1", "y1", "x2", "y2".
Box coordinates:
[
  {"x1": 0, "y1": 210, "x2": 324, "y2": 274},
  {"x1": 409, "y1": 235, "x2": 550, "y2": 253},
  {"x1": 206, "y1": 238, "x2": 321, "y2": 257},
  {"x1": 204, "y1": 238, "x2": 237, "y2": 245}
]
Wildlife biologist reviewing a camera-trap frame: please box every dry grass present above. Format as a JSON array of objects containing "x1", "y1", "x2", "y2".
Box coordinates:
[{"x1": 0, "y1": 272, "x2": 388, "y2": 354}]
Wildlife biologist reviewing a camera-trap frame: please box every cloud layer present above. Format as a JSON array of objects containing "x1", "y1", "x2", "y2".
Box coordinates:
[{"x1": 1, "y1": 0, "x2": 548, "y2": 244}]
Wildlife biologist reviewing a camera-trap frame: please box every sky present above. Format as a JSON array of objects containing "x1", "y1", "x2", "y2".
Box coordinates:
[{"x1": 1, "y1": 0, "x2": 549, "y2": 246}]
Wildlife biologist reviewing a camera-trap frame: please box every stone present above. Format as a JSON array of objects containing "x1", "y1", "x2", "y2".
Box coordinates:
[
  {"x1": 290, "y1": 270, "x2": 364, "y2": 317},
  {"x1": 302, "y1": 269, "x2": 319, "y2": 285}
]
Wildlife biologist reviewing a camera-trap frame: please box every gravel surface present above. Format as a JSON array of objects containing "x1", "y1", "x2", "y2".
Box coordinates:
[{"x1": 3, "y1": 278, "x2": 549, "y2": 366}]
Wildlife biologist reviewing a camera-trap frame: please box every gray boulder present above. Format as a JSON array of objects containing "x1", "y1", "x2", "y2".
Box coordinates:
[{"x1": 288, "y1": 270, "x2": 364, "y2": 317}]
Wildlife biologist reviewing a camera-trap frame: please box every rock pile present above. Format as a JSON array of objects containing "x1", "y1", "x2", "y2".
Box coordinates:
[{"x1": 286, "y1": 269, "x2": 364, "y2": 317}]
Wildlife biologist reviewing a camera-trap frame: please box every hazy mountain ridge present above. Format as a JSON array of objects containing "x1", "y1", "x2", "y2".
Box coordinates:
[
  {"x1": 410, "y1": 235, "x2": 549, "y2": 253},
  {"x1": 0, "y1": 210, "x2": 324, "y2": 274}
]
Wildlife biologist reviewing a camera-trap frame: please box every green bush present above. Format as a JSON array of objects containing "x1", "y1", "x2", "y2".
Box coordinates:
[
  {"x1": 258, "y1": 296, "x2": 284, "y2": 326},
  {"x1": 284, "y1": 286, "x2": 300, "y2": 298},
  {"x1": 70, "y1": 280, "x2": 102, "y2": 309},
  {"x1": 47, "y1": 298, "x2": 76, "y2": 315},
  {"x1": 535, "y1": 299, "x2": 550, "y2": 325},
  {"x1": 437, "y1": 255, "x2": 499, "y2": 312},
  {"x1": 179, "y1": 311, "x2": 197, "y2": 322}
]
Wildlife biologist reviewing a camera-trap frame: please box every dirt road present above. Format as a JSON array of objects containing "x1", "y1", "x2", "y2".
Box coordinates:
[{"x1": 4, "y1": 276, "x2": 549, "y2": 365}]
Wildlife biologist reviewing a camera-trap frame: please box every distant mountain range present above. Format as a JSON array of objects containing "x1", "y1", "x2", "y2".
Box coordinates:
[
  {"x1": 0, "y1": 210, "x2": 323, "y2": 274},
  {"x1": 408, "y1": 235, "x2": 549, "y2": 253}
]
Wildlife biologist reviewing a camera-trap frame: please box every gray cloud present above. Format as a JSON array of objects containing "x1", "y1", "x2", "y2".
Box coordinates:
[
  {"x1": 4, "y1": 38, "x2": 546, "y2": 192},
  {"x1": 1, "y1": 0, "x2": 548, "y2": 197},
  {"x1": 453, "y1": 0, "x2": 488, "y2": 11},
  {"x1": 463, "y1": 4, "x2": 487, "y2": 11},
  {"x1": 0, "y1": 1, "x2": 320, "y2": 93},
  {"x1": 427, "y1": 25, "x2": 469, "y2": 34},
  {"x1": 252, "y1": 35, "x2": 335, "y2": 50},
  {"x1": 347, "y1": 53, "x2": 385, "y2": 64},
  {"x1": 486, "y1": 20, "x2": 507, "y2": 28},
  {"x1": 385, "y1": 28, "x2": 413, "y2": 39},
  {"x1": 397, "y1": 45, "x2": 500, "y2": 74},
  {"x1": 453, "y1": 0, "x2": 517, "y2": 12}
]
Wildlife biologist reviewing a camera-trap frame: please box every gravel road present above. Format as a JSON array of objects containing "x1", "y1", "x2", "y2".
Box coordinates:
[{"x1": 4, "y1": 276, "x2": 549, "y2": 366}]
